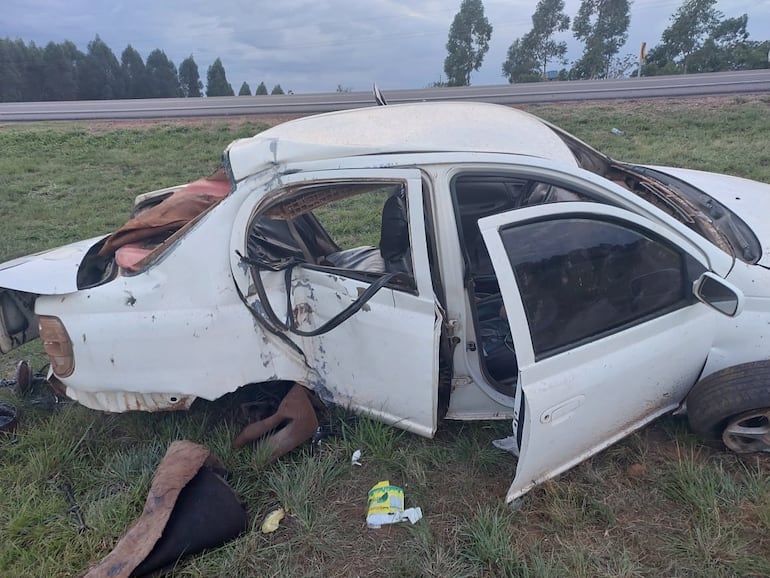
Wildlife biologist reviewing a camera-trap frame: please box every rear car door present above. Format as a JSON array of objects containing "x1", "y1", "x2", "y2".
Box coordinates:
[
  {"x1": 479, "y1": 202, "x2": 733, "y2": 502},
  {"x1": 230, "y1": 169, "x2": 441, "y2": 437}
]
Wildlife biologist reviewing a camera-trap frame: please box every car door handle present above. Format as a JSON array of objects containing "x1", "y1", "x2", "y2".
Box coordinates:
[{"x1": 540, "y1": 395, "x2": 585, "y2": 425}]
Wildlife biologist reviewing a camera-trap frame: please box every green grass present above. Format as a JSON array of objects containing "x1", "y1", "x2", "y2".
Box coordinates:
[
  {"x1": 0, "y1": 120, "x2": 268, "y2": 262},
  {"x1": 529, "y1": 95, "x2": 770, "y2": 184},
  {"x1": 2, "y1": 95, "x2": 770, "y2": 576}
]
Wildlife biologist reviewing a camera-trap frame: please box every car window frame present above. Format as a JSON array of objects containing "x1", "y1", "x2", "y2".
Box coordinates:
[
  {"x1": 498, "y1": 213, "x2": 705, "y2": 361},
  {"x1": 246, "y1": 176, "x2": 422, "y2": 294},
  {"x1": 477, "y1": 201, "x2": 724, "y2": 371}
]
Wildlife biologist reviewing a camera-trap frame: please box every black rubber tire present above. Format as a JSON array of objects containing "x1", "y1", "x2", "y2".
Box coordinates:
[{"x1": 686, "y1": 361, "x2": 770, "y2": 449}]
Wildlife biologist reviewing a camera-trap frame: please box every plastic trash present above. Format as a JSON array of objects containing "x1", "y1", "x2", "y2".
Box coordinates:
[
  {"x1": 492, "y1": 435, "x2": 520, "y2": 457},
  {"x1": 366, "y1": 480, "x2": 423, "y2": 529},
  {"x1": 351, "y1": 449, "x2": 363, "y2": 466},
  {"x1": 261, "y1": 507, "x2": 285, "y2": 533},
  {"x1": 611, "y1": 127, "x2": 624, "y2": 135}
]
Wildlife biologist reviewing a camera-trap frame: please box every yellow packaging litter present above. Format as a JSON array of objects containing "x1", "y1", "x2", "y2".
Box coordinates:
[
  {"x1": 366, "y1": 480, "x2": 422, "y2": 529},
  {"x1": 261, "y1": 507, "x2": 285, "y2": 533}
]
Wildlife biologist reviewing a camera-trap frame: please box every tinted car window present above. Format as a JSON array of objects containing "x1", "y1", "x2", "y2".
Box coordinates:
[{"x1": 500, "y1": 217, "x2": 689, "y2": 358}]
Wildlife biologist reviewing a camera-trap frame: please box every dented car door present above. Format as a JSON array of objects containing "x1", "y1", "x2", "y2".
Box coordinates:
[
  {"x1": 479, "y1": 203, "x2": 733, "y2": 502},
  {"x1": 230, "y1": 169, "x2": 441, "y2": 437}
]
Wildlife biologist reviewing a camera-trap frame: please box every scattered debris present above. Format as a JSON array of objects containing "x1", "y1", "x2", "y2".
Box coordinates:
[
  {"x1": 366, "y1": 480, "x2": 422, "y2": 529},
  {"x1": 311, "y1": 414, "x2": 359, "y2": 452},
  {"x1": 611, "y1": 127, "x2": 625, "y2": 135},
  {"x1": 260, "y1": 507, "x2": 286, "y2": 533},
  {"x1": 84, "y1": 441, "x2": 247, "y2": 578},
  {"x1": 62, "y1": 482, "x2": 87, "y2": 534},
  {"x1": 14, "y1": 360, "x2": 32, "y2": 395},
  {"x1": 492, "y1": 435, "x2": 520, "y2": 457},
  {"x1": 0, "y1": 401, "x2": 18, "y2": 433},
  {"x1": 234, "y1": 383, "x2": 319, "y2": 460},
  {"x1": 0, "y1": 360, "x2": 50, "y2": 397},
  {"x1": 311, "y1": 424, "x2": 333, "y2": 451},
  {"x1": 351, "y1": 449, "x2": 363, "y2": 466}
]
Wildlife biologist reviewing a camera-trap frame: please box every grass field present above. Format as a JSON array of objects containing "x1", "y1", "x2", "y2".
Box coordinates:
[{"x1": 1, "y1": 95, "x2": 770, "y2": 577}]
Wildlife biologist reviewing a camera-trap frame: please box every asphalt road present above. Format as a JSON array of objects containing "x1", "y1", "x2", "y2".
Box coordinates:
[{"x1": 1, "y1": 70, "x2": 768, "y2": 122}]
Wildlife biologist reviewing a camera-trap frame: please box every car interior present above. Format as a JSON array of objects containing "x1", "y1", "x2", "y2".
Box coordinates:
[
  {"x1": 452, "y1": 174, "x2": 592, "y2": 390},
  {"x1": 247, "y1": 182, "x2": 413, "y2": 283}
]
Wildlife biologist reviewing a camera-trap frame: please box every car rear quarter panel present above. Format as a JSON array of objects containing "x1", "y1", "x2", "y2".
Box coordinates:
[{"x1": 35, "y1": 190, "x2": 309, "y2": 407}]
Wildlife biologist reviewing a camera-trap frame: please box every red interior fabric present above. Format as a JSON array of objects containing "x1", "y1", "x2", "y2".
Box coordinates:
[{"x1": 99, "y1": 170, "x2": 231, "y2": 264}]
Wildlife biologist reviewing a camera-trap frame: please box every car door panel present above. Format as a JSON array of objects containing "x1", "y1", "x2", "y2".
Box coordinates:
[
  {"x1": 479, "y1": 203, "x2": 728, "y2": 502},
  {"x1": 511, "y1": 307, "x2": 712, "y2": 500},
  {"x1": 291, "y1": 265, "x2": 440, "y2": 437},
  {"x1": 231, "y1": 169, "x2": 440, "y2": 438}
]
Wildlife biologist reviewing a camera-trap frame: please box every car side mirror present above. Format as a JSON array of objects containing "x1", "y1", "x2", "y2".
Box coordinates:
[{"x1": 693, "y1": 272, "x2": 743, "y2": 317}]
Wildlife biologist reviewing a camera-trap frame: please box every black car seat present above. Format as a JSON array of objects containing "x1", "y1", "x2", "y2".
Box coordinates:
[{"x1": 379, "y1": 188, "x2": 411, "y2": 275}]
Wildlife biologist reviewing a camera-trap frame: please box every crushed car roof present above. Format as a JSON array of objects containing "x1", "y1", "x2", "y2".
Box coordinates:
[{"x1": 225, "y1": 102, "x2": 579, "y2": 181}]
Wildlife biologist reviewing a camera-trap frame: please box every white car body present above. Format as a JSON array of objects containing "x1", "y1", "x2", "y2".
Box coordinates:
[{"x1": 2, "y1": 102, "x2": 770, "y2": 502}]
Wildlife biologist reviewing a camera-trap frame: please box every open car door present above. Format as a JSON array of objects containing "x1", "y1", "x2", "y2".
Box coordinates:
[
  {"x1": 231, "y1": 168, "x2": 441, "y2": 437},
  {"x1": 479, "y1": 202, "x2": 734, "y2": 502}
]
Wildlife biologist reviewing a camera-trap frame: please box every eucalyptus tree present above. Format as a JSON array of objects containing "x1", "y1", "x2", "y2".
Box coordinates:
[
  {"x1": 206, "y1": 58, "x2": 235, "y2": 96},
  {"x1": 572, "y1": 0, "x2": 631, "y2": 79},
  {"x1": 444, "y1": 0, "x2": 493, "y2": 86},
  {"x1": 78, "y1": 35, "x2": 123, "y2": 99},
  {"x1": 179, "y1": 55, "x2": 203, "y2": 97},
  {"x1": 145, "y1": 49, "x2": 180, "y2": 97},
  {"x1": 121, "y1": 45, "x2": 148, "y2": 98},
  {"x1": 42, "y1": 41, "x2": 79, "y2": 100},
  {"x1": 503, "y1": 0, "x2": 570, "y2": 81},
  {"x1": 501, "y1": 36, "x2": 541, "y2": 83},
  {"x1": 651, "y1": 0, "x2": 721, "y2": 73}
]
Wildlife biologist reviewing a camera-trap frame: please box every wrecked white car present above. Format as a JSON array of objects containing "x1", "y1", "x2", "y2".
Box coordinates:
[{"x1": 2, "y1": 102, "x2": 770, "y2": 502}]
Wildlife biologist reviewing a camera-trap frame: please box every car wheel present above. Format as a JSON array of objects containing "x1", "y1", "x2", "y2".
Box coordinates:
[
  {"x1": 686, "y1": 361, "x2": 770, "y2": 452},
  {"x1": 721, "y1": 409, "x2": 770, "y2": 453}
]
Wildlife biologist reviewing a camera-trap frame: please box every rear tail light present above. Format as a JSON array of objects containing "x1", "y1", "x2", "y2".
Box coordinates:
[{"x1": 39, "y1": 316, "x2": 74, "y2": 377}]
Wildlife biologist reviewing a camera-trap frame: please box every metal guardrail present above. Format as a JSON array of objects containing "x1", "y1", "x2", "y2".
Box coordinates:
[{"x1": 0, "y1": 70, "x2": 768, "y2": 122}]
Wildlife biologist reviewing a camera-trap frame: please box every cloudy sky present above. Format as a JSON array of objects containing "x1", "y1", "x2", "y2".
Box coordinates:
[{"x1": 2, "y1": 0, "x2": 768, "y2": 94}]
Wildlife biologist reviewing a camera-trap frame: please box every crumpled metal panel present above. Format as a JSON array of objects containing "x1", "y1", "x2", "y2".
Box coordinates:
[
  {"x1": 0, "y1": 236, "x2": 106, "y2": 295},
  {"x1": 63, "y1": 386, "x2": 194, "y2": 412},
  {"x1": 225, "y1": 102, "x2": 578, "y2": 181}
]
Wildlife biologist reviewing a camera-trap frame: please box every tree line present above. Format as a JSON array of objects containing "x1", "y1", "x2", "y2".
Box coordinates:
[
  {"x1": 444, "y1": 0, "x2": 770, "y2": 85},
  {"x1": 0, "y1": 36, "x2": 285, "y2": 102}
]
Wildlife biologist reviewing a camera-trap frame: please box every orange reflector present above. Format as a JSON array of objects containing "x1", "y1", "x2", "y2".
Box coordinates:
[{"x1": 38, "y1": 315, "x2": 74, "y2": 377}]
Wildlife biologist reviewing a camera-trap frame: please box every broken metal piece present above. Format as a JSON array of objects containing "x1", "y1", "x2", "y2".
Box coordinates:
[
  {"x1": 233, "y1": 383, "x2": 319, "y2": 459},
  {"x1": 0, "y1": 359, "x2": 55, "y2": 397},
  {"x1": 62, "y1": 482, "x2": 87, "y2": 533}
]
